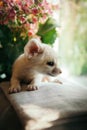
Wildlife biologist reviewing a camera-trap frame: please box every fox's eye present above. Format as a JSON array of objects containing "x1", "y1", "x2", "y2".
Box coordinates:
[{"x1": 47, "y1": 61, "x2": 54, "y2": 66}]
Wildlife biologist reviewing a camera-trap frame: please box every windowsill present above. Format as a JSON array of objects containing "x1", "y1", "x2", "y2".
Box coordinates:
[{"x1": 0, "y1": 79, "x2": 87, "y2": 130}]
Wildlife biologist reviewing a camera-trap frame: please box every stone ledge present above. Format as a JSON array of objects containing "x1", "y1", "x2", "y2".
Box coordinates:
[{"x1": 0, "y1": 80, "x2": 87, "y2": 130}]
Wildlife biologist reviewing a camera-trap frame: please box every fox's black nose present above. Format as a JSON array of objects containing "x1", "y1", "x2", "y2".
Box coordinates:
[
  {"x1": 52, "y1": 68, "x2": 62, "y2": 75},
  {"x1": 58, "y1": 68, "x2": 62, "y2": 74}
]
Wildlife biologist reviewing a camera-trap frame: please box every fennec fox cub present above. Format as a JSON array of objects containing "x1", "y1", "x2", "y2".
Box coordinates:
[{"x1": 9, "y1": 38, "x2": 62, "y2": 93}]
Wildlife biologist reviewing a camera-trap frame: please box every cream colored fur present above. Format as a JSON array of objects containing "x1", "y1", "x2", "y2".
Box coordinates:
[{"x1": 9, "y1": 38, "x2": 62, "y2": 93}]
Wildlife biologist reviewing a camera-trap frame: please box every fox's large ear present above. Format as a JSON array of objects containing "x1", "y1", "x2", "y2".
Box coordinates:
[{"x1": 24, "y1": 38, "x2": 43, "y2": 58}]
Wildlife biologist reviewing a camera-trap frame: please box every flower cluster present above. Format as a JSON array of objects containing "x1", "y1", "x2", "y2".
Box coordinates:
[{"x1": 0, "y1": 0, "x2": 52, "y2": 37}]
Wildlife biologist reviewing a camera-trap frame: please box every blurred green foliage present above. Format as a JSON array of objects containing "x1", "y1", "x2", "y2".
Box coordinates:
[
  {"x1": 59, "y1": 0, "x2": 87, "y2": 75},
  {"x1": 0, "y1": 25, "x2": 28, "y2": 81},
  {"x1": 37, "y1": 18, "x2": 57, "y2": 45}
]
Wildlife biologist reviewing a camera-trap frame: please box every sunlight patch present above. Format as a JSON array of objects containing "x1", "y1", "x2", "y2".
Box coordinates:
[{"x1": 21, "y1": 104, "x2": 60, "y2": 130}]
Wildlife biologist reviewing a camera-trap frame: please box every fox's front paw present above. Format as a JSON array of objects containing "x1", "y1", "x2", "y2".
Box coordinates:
[
  {"x1": 9, "y1": 85, "x2": 21, "y2": 94},
  {"x1": 26, "y1": 85, "x2": 38, "y2": 91},
  {"x1": 53, "y1": 79, "x2": 62, "y2": 84}
]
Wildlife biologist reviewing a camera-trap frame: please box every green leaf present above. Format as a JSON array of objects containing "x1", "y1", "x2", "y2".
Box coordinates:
[
  {"x1": 41, "y1": 28, "x2": 57, "y2": 45},
  {"x1": 37, "y1": 18, "x2": 58, "y2": 45},
  {"x1": 0, "y1": 48, "x2": 7, "y2": 63},
  {"x1": 0, "y1": 25, "x2": 12, "y2": 46},
  {"x1": 38, "y1": 18, "x2": 58, "y2": 33}
]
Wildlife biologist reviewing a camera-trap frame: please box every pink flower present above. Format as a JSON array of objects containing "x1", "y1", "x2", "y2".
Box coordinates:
[
  {"x1": 19, "y1": 17, "x2": 26, "y2": 23},
  {"x1": 8, "y1": 9, "x2": 16, "y2": 20},
  {"x1": 32, "y1": 17, "x2": 38, "y2": 23},
  {"x1": 24, "y1": 23, "x2": 30, "y2": 29},
  {"x1": 0, "y1": 0, "x2": 53, "y2": 37},
  {"x1": 39, "y1": 15, "x2": 47, "y2": 24},
  {"x1": 39, "y1": 0, "x2": 52, "y2": 14},
  {"x1": 28, "y1": 30, "x2": 34, "y2": 37},
  {"x1": 29, "y1": 23, "x2": 38, "y2": 33},
  {"x1": 32, "y1": 8, "x2": 38, "y2": 15}
]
